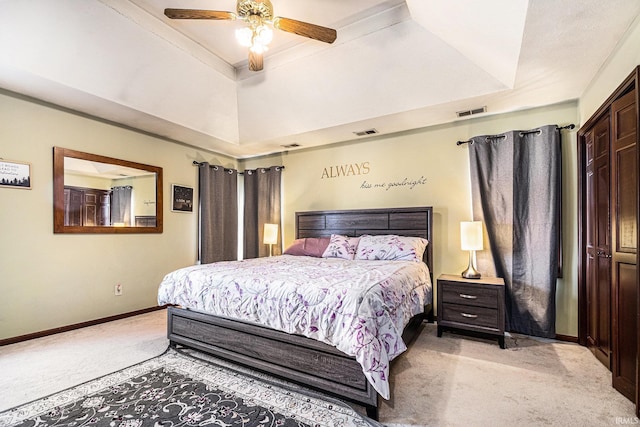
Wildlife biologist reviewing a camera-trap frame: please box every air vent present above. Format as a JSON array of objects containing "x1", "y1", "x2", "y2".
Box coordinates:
[
  {"x1": 353, "y1": 128, "x2": 379, "y2": 136},
  {"x1": 456, "y1": 106, "x2": 487, "y2": 118},
  {"x1": 281, "y1": 143, "x2": 301, "y2": 149}
]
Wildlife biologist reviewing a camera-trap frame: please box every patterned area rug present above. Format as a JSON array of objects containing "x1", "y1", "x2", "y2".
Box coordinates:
[{"x1": 0, "y1": 347, "x2": 379, "y2": 427}]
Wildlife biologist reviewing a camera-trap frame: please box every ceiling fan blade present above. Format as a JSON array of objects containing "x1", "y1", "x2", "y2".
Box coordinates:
[
  {"x1": 273, "y1": 17, "x2": 337, "y2": 44},
  {"x1": 164, "y1": 9, "x2": 236, "y2": 20},
  {"x1": 249, "y1": 50, "x2": 264, "y2": 72}
]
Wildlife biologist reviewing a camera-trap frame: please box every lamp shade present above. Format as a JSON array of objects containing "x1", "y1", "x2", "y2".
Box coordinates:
[
  {"x1": 263, "y1": 223, "x2": 279, "y2": 245},
  {"x1": 461, "y1": 221, "x2": 483, "y2": 251},
  {"x1": 235, "y1": 27, "x2": 253, "y2": 47}
]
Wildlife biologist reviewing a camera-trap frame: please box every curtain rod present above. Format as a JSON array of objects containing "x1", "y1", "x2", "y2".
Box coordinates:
[
  {"x1": 192, "y1": 161, "x2": 285, "y2": 175},
  {"x1": 456, "y1": 124, "x2": 576, "y2": 146}
]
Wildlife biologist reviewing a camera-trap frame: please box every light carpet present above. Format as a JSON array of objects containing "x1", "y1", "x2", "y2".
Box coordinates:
[
  {"x1": 0, "y1": 309, "x2": 637, "y2": 426},
  {"x1": 382, "y1": 324, "x2": 637, "y2": 426}
]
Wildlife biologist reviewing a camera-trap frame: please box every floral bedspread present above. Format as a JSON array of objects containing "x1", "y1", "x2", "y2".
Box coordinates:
[{"x1": 157, "y1": 255, "x2": 432, "y2": 399}]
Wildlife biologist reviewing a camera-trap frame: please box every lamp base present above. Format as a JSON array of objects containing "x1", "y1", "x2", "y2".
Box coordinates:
[
  {"x1": 461, "y1": 251, "x2": 481, "y2": 279},
  {"x1": 461, "y1": 269, "x2": 481, "y2": 279}
]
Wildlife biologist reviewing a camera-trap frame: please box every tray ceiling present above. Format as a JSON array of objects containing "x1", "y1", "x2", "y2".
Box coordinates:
[{"x1": 1, "y1": 0, "x2": 639, "y2": 158}]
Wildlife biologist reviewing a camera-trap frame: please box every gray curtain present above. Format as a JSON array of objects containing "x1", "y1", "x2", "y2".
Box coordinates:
[
  {"x1": 111, "y1": 185, "x2": 132, "y2": 225},
  {"x1": 469, "y1": 124, "x2": 561, "y2": 338},
  {"x1": 199, "y1": 163, "x2": 238, "y2": 263},
  {"x1": 243, "y1": 167, "x2": 283, "y2": 259}
]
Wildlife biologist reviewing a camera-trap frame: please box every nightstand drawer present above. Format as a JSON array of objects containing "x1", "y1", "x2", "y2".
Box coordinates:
[
  {"x1": 441, "y1": 282, "x2": 498, "y2": 309},
  {"x1": 441, "y1": 303, "x2": 499, "y2": 329}
]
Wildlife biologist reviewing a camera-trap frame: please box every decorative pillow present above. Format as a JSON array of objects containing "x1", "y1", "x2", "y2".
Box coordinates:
[
  {"x1": 355, "y1": 234, "x2": 428, "y2": 262},
  {"x1": 321, "y1": 234, "x2": 361, "y2": 260},
  {"x1": 283, "y1": 237, "x2": 331, "y2": 257}
]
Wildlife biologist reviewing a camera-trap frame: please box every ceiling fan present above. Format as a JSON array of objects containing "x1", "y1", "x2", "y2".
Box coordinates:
[{"x1": 164, "y1": 0, "x2": 337, "y2": 72}]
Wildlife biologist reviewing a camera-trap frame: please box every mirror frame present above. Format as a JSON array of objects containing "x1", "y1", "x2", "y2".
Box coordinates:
[{"x1": 53, "y1": 147, "x2": 163, "y2": 234}]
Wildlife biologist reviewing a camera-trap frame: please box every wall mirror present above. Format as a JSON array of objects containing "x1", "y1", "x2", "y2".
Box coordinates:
[{"x1": 53, "y1": 147, "x2": 163, "y2": 233}]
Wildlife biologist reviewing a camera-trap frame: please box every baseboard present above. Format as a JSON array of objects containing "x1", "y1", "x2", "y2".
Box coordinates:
[
  {"x1": 554, "y1": 333, "x2": 579, "y2": 343},
  {"x1": 0, "y1": 306, "x2": 166, "y2": 346}
]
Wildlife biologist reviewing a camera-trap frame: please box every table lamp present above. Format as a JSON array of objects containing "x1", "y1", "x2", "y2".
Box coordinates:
[
  {"x1": 263, "y1": 223, "x2": 279, "y2": 257},
  {"x1": 461, "y1": 221, "x2": 483, "y2": 279}
]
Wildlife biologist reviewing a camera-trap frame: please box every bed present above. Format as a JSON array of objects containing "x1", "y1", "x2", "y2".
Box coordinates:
[{"x1": 159, "y1": 206, "x2": 434, "y2": 420}]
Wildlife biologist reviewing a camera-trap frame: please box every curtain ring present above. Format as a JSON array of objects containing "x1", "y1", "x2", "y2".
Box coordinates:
[
  {"x1": 485, "y1": 135, "x2": 506, "y2": 143},
  {"x1": 213, "y1": 165, "x2": 219, "y2": 171},
  {"x1": 227, "y1": 169, "x2": 233, "y2": 175},
  {"x1": 260, "y1": 168, "x2": 266, "y2": 173},
  {"x1": 246, "y1": 170, "x2": 253, "y2": 175},
  {"x1": 519, "y1": 129, "x2": 542, "y2": 137}
]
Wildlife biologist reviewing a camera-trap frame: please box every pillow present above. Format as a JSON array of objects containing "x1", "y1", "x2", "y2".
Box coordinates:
[
  {"x1": 284, "y1": 237, "x2": 331, "y2": 258},
  {"x1": 321, "y1": 234, "x2": 361, "y2": 260},
  {"x1": 355, "y1": 234, "x2": 428, "y2": 262}
]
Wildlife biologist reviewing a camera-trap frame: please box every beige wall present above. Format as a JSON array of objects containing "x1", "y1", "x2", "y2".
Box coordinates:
[
  {"x1": 0, "y1": 90, "x2": 236, "y2": 340},
  {"x1": 64, "y1": 173, "x2": 112, "y2": 190},
  {"x1": 242, "y1": 101, "x2": 579, "y2": 337},
  {"x1": 580, "y1": 14, "x2": 640, "y2": 121}
]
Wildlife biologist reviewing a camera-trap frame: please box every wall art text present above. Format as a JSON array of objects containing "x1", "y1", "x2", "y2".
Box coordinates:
[
  {"x1": 360, "y1": 176, "x2": 427, "y2": 191},
  {"x1": 321, "y1": 162, "x2": 370, "y2": 179}
]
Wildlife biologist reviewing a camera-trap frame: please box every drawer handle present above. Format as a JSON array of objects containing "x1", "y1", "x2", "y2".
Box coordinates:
[
  {"x1": 459, "y1": 293, "x2": 477, "y2": 299},
  {"x1": 461, "y1": 313, "x2": 478, "y2": 319}
]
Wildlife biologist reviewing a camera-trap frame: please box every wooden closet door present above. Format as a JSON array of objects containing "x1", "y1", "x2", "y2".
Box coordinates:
[
  {"x1": 585, "y1": 115, "x2": 612, "y2": 368},
  {"x1": 84, "y1": 192, "x2": 98, "y2": 226},
  {"x1": 611, "y1": 89, "x2": 638, "y2": 401},
  {"x1": 64, "y1": 188, "x2": 83, "y2": 226},
  {"x1": 98, "y1": 191, "x2": 111, "y2": 226}
]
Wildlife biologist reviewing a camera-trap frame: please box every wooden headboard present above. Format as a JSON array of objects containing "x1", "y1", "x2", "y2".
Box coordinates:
[{"x1": 295, "y1": 206, "x2": 433, "y2": 276}]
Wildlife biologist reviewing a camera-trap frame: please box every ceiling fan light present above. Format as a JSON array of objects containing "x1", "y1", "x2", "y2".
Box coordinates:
[
  {"x1": 254, "y1": 25, "x2": 273, "y2": 45},
  {"x1": 235, "y1": 27, "x2": 253, "y2": 47},
  {"x1": 250, "y1": 43, "x2": 268, "y2": 54}
]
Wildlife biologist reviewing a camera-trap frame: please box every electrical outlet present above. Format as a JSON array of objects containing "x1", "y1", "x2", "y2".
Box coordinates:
[{"x1": 115, "y1": 283, "x2": 123, "y2": 296}]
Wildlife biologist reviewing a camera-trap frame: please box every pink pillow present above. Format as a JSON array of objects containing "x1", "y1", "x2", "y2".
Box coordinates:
[
  {"x1": 284, "y1": 237, "x2": 331, "y2": 257},
  {"x1": 322, "y1": 234, "x2": 361, "y2": 260}
]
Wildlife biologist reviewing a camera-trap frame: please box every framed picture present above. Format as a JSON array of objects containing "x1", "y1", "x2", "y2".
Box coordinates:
[
  {"x1": 171, "y1": 184, "x2": 193, "y2": 212},
  {"x1": 0, "y1": 159, "x2": 31, "y2": 189}
]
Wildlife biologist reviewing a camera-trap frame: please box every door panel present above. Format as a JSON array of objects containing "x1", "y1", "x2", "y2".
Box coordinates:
[
  {"x1": 615, "y1": 262, "x2": 637, "y2": 400},
  {"x1": 616, "y1": 145, "x2": 638, "y2": 253},
  {"x1": 611, "y1": 89, "x2": 637, "y2": 402},
  {"x1": 585, "y1": 116, "x2": 612, "y2": 368},
  {"x1": 64, "y1": 188, "x2": 83, "y2": 227}
]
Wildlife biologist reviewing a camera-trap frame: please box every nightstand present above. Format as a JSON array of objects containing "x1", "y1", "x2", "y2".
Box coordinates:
[{"x1": 437, "y1": 274, "x2": 506, "y2": 349}]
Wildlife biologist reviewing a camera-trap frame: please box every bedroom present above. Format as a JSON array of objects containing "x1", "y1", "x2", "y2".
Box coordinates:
[{"x1": 1, "y1": 0, "x2": 640, "y2": 425}]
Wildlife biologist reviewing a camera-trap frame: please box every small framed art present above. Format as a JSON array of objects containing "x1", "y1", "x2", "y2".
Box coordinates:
[
  {"x1": 0, "y1": 159, "x2": 31, "y2": 189},
  {"x1": 171, "y1": 184, "x2": 193, "y2": 212}
]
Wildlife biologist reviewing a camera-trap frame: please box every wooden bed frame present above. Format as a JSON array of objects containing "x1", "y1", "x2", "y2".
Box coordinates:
[{"x1": 166, "y1": 206, "x2": 434, "y2": 420}]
